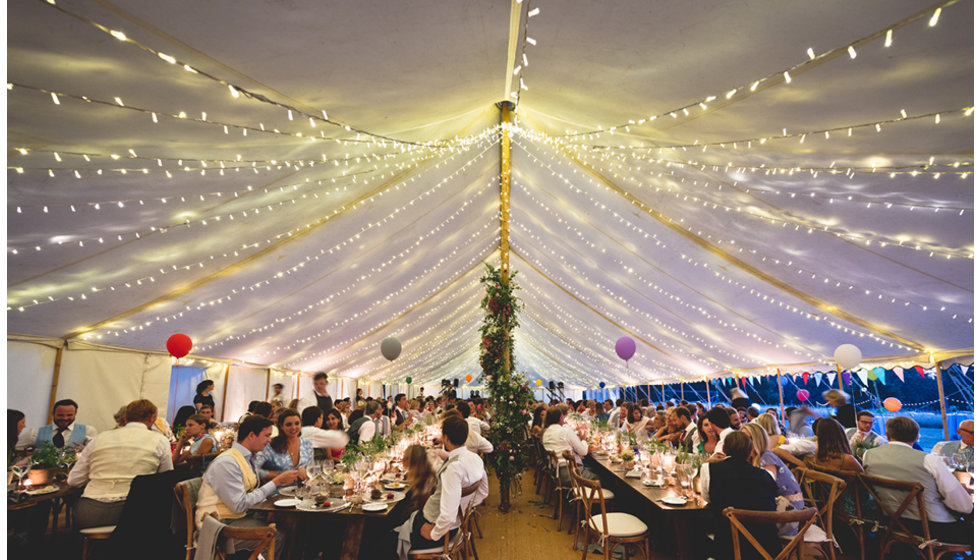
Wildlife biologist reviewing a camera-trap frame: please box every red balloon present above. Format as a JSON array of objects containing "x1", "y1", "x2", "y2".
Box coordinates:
[
  {"x1": 796, "y1": 390, "x2": 810, "y2": 401},
  {"x1": 167, "y1": 333, "x2": 193, "y2": 358}
]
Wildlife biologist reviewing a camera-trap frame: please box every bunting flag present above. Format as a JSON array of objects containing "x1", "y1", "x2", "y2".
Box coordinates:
[
  {"x1": 893, "y1": 367, "x2": 905, "y2": 383},
  {"x1": 841, "y1": 371, "x2": 851, "y2": 386},
  {"x1": 802, "y1": 371, "x2": 810, "y2": 385},
  {"x1": 814, "y1": 372, "x2": 824, "y2": 386},
  {"x1": 826, "y1": 372, "x2": 836, "y2": 387},
  {"x1": 874, "y1": 367, "x2": 887, "y2": 385},
  {"x1": 855, "y1": 369, "x2": 869, "y2": 386},
  {"x1": 914, "y1": 365, "x2": 925, "y2": 378}
]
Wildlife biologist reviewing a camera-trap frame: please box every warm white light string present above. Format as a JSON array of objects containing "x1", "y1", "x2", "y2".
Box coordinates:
[
  {"x1": 271, "y1": 240, "x2": 499, "y2": 364},
  {"x1": 508, "y1": 2, "x2": 542, "y2": 104},
  {"x1": 514, "y1": 137, "x2": 974, "y2": 321},
  {"x1": 550, "y1": 0, "x2": 963, "y2": 139},
  {"x1": 514, "y1": 319, "x2": 629, "y2": 387},
  {"x1": 84, "y1": 166, "x2": 499, "y2": 339},
  {"x1": 10, "y1": 142, "x2": 497, "y2": 309},
  {"x1": 517, "y1": 132, "x2": 973, "y2": 260},
  {"x1": 512, "y1": 177, "x2": 829, "y2": 358},
  {"x1": 511, "y1": 138, "x2": 928, "y2": 351},
  {"x1": 32, "y1": 1, "x2": 492, "y2": 149}
]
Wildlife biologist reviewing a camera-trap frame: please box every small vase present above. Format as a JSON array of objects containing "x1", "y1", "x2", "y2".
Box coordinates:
[
  {"x1": 28, "y1": 468, "x2": 51, "y2": 486},
  {"x1": 624, "y1": 460, "x2": 635, "y2": 471}
]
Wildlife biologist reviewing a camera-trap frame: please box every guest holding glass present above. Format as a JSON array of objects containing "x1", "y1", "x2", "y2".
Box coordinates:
[{"x1": 173, "y1": 414, "x2": 216, "y2": 464}]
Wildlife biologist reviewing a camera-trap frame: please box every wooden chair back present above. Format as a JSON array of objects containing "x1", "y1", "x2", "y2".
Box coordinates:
[
  {"x1": 797, "y1": 468, "x2": 843, "y2": 558},
  {"x1": 214, "y1": 520, "x2": 277, "y2": 560},
  {"x1": 570, "y1": 468, "x2": 608, "y2": 538},
  {"x1": 804, "y1": 461, "x2": 874, "y2": 560},
  {"x1": 723, "y1": 507, "x2": 819, "y2": 560},
  {"x1": 545, "y1": 450, "x2": 565, "y2": 489},
  {"x1": 173, "y1": 477, "x2": 203, "y2": 560},
  {"x1": 410, "y1": 476, "x2": 483, "y2": 559}
]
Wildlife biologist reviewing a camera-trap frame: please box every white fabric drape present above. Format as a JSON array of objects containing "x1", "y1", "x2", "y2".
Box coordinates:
[
  {"x1": 221, "y1": 365, "x2": 268, "y2": 422},
  {"x1": 7, "y1": 340, "x2": 59, "y2": 429}
]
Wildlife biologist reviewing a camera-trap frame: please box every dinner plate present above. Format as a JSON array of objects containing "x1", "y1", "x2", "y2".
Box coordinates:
[
  {"x1": 296, "y1": 500, "x2": 348, "y2": 512},
  {"x1": 384, "y1": 482, "x2": 407, "y2": 490},
  {"x1": 641, "y1": 479, "x2": 665, "y2": 487},
  {"x1": 27, "y1": 485, "x2": 59, "y2": 495},
  {"x1": 361, "y1": 501, "x2": 388, "y2": 512},
  {"x1": 661, "y1": 496, "x2": 688, "y2": 506},
  {"x1": 277, "y1": 486, "x2": 299, "y2": 496},
  {"x1": 274, "y1": 498, "x2": 300, "y2": 508},
  {"x1": 364, "y1": 490, "x2": 406, "y2": 503}
]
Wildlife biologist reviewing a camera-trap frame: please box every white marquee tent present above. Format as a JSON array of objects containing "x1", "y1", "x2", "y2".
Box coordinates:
[{"x1": 7, "y1": 0, "x2": 973, "y2": 431}]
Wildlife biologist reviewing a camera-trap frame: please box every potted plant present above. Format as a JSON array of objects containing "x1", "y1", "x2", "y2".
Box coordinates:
[
  {"x1": 620, "y1": 449, "x2": 636, "y2": 471},
  {"x1": 28, "y1": 442, "x2": 60, "y2": 485}
]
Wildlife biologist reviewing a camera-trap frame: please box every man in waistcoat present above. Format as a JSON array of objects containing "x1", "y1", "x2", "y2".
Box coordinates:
[
  {"x1": 864, "y1": 416, "x2": 973, "y2": 545},
  {"x1": 931, "y1": 420, "x2": 974, "y2": 465},
  {"x1": 67, "y1": 399, "x2": 172, "y2": 529},
  {"x1": 197, "y1": 416, "x2": 302, "y2": 557},
  {"x1": 411, "y1": 416, "x2": 488, "y2": 549},
  {"x1": 297, "y1": 372, "x2": 333, "y2": 418},
  {"x1": 347, "y1": 400, "x2": 382, "y2": 444},
  {"x1": 17, "y1": 398, "x2": 98, "y2": 450},
  {"x1": 845, "y1": 410, "x2": 887, "y2": 448}
]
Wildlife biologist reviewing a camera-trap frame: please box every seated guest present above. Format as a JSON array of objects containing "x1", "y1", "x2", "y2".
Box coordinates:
[
  {"x1": 608, "y1": 401, "x2": 626, "y2": 430},
  {"x1": 846, "y1": 410, "x2": 888, "y2": 449},
  {"x1": 727, "y1": 407, "x2": 742, "y2": 430},
  {"x1": 173, "y1": 414, "x2": 216, "y2": 464},
  {"x1": 171, "y1": 405, "x2": 197, "y2": 434},
  {"x1": 753, "y1": 413, "x2": 809, "y2": 469},
  {"x1": 197, "y1": 416, "x2": 302, "y2": 558},
  {"x1": 863, "y1": 416, "x2": 973, "y2": 544},
  {"x1": 530, "y1": 404, "x2": 547, "y2": 438},
  {"x1": 697, "y1": 415, "x2": 720, "y2": 455},
  {"x1": 743, "y1": 423, "x2": 804, "y2": 538},
  {"x1": 658, "y1": 406, "x2": 698, "y2": 451},
  {"x1": 458, "y1": 402, "x2": 489, "y2": 438},
  {"x1": 931, "y1": 420, "x2": 974, "y2": 464},
  {"x1": 17, "y1": 399, "x2": 97, "y2": 450},
  {"x1": 811, "y1": 417, "x2": 865, "y2": 474},
  {"x1": 704, "y1": 407, "x2": 735, "y2": 461},
  {"x1": 408, "y1": 416, "x2": 489, "y2": 550},
  {"x1": 299, "y1": 406, "x2": 349, "y2": 459},
  {"x1": 254, "y1": 409, "x2": 313, "y2": 482},
  {"x1": 67, "y1": 399, "x2": 173, "y2": 529},
  {"x1": 238, "y1": 401, "x2": 261, "y2": 423},
  {"x1": 8, "y1": 409, "x2": 26, "y2": 463},
  {"x1": 348, "y1": 400, "x2": 382, "y2": 444},
  {"x1": 542, "y1": 407, "x2": 594, "y2": 483},
  {"x1": 700, "y1": 430, "x2": 778, "y2": 560},
  {"x1": 746, "y1": 406, "x2": 760, "y2": 421},
  {"x1": 439, "y1": 410, "x2": 492, "y2": 456},
  {"x1": 403, "y1": 444, "x2": 438, "y2": 511},
  {"x1": 198, "y1": 403, "x2": 215, "y2": 421},
  {"x1": 596, "y1": 399, "x2": 613, "y2": 421}
]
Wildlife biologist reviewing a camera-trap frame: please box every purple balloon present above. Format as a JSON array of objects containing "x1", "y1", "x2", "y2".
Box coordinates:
[
  {"x1": 615, "y1": 337, "x2": 636, "y2": 361},
  {"x1": 841, "y1": 371, "x2": 851, "y2": 386}
]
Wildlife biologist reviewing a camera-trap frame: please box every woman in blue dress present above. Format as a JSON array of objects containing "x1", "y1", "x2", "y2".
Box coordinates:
[
  {"x1": 743, "y1": 423, "x2": 805, "y2": 538},
  {"x1": 172, "y1": 414, "x2": 217, "y2": 464},
  {"x1": 255, "y1": 409, "x2": 314, "y2": 482}
]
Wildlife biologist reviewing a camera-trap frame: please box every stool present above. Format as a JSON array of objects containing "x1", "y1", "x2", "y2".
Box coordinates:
[{"x1": 80, "y1": 525, "x2": 116, "y2": 560}]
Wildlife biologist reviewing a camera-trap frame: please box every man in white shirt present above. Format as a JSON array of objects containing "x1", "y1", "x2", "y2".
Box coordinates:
[
  {"x1": 67, "y1": 399, "x2": 172, "y2": 529},
  {"x1": 299, "y1": 406, "x2": 350, "y2": 449},
  {"x1": 297, "y1": 372, "x2": 333, "y2": 417},
  {"x1": 541, "y1": 407, "x2": 596, "y2": 483},
  {"x1": 17, "y1": 399, "x2": 98, "y2": 450},
  {"x1": 458, "y1": 402, "x2": 489, "y2": 437},
  {"x1": 845, "y1": 410, "x2": 887, "y2": 447},
  {"x1": 704, "y1": 407, "x2": 735, "y2": 461},
  {"x1": 607, "y1": 401, "x2": 626, "y2": 429},
  {"x1": 347, "y1": 400, "x2": 382, "y2": 444},
  {"x1": 931, "y1": 420, "x2": 974, "y2": 464},
  {"x1": 864, "y1": 416, "x2": 972, "y2": 544},
  {"x1": 413, "y1": 416, "x2": 489, "y2": 549}
]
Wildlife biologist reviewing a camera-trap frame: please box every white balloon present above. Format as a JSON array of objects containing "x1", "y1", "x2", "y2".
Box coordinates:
[
  {"x1": 833, "y1": 343, "x2": 862, "y2": 370},
  {"x1": 381, "y1": 337, "x2": 402, "y2": 361}
]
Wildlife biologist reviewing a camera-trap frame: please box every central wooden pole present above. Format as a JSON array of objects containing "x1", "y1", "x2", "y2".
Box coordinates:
[{"x1": 500, "y1": 101, "x2": 513, "y2": 375}]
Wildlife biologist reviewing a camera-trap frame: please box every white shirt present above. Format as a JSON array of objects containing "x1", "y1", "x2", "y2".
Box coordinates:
[
  {"x1": 683, "y1": 421, "x2": 701, "y2": 446},
  {"x1": 465, "y1": 430, "x2": 494, "y2": 455},
  {"x1": 715, "y1": 427, "x2": 735, "y2": 455},
  {"x1": 299, "y1": 426, "x2": 349, "y2": 449},
  {"x1": 871, "y1": 441, "x2": 973, "y2": 522},
  {"x1": 297, "y1": 390, "x2": 332, "y2": 415},
  {"x1": 466, "y1": 416, "x2": 489, "y2": 437},
  {"x1": 358, "y1": 417, "x2": 377, "y2": 443},
  {"x1": 608, "y1": 409, "x2": 622, "y2": 429},
  {"x1": 431, "y1": 447, "x2": 489, "y2": 540},
  {"x1": 17, "y1": 422, "x2": 98, "y2": 450},
  {"x1": 542, "y1": 424, "x2": 588, "y2": 463},
  {"x1": 67, "y1": 422, "x2": 172, "y2": 501}
]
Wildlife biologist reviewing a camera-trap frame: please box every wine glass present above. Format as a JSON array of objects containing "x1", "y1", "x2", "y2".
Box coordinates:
[{"x1": 10, "y1": 465, "x2": 28, "y2": 490}]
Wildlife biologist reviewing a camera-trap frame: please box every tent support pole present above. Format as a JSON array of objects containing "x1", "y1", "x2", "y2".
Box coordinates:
[
  {"x1": 661, "y1": 383, "x2": 665, "y2": 404},
  {"x1": 220, "y1": 364, "x2": 230, "y2": 423},
  {"x1": 836, "y1": 364, "x2": 844, "y2": 391},
  {"x1": 934, "y1": 360, "x2": 949, "y2": 441},
  {"x1": 777, "y1": 369, "x2": 786, "y2": 431},
  {"x1": 705, "y1": 377, "x2": 711, "y2": 407},
  {"x1": 46, "y1": 342, "x2": 66, "y2": 424},
  {"x1": 265, "y1": 369, "x2": 271, "y2": 401},
  {"x1": 680, "y1": 382, "x2": 684, "y2": 401}
]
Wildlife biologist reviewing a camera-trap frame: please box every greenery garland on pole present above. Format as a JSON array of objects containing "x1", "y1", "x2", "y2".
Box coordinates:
[{"x1": 479, "y1": 263, "x2": 534, "y2": 513}]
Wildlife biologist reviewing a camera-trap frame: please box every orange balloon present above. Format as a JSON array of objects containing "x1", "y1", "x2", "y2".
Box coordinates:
[
  {"x1": 465, "y1": 374, "x2": 473, "y2": 383},
  {"x1": 883, "y1": 397, "x2": 902, "y2": 412}
]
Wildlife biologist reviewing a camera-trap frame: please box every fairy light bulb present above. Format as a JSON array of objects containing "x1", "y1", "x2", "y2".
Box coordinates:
[
  {"x1": 928, "y1": 7, "x2": 941, "y2": 27},
  {"x1": 884, "y1": 29, "x2": 893, "y2": 47}
]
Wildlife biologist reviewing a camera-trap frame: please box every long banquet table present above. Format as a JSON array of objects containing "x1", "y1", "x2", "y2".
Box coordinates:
[{"x1": 585, "y1": 453, "x2": 710, "y2": 560}]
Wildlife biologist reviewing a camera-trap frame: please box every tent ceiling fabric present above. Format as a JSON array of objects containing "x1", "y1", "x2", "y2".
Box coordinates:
[{"x1": 7, "y1": 0, "x2": 973, "y2": 388}]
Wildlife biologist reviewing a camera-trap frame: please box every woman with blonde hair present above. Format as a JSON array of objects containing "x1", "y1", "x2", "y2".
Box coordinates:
[{"x1": 742, "y1": 423, "x2": 804, "y2": 537}]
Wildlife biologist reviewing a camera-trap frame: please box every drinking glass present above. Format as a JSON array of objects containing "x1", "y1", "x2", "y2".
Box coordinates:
[{"x1": 10, "y1": 465, "x2": 28, "y2": 490}]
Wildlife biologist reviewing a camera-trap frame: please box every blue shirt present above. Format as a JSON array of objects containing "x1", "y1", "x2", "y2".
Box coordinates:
[
  {"x1": 202, "y1": 443, "x2": 278, "y2": 515},
  {"x1": 254, "y1": 437, "x2": 314, "y2": 480}
]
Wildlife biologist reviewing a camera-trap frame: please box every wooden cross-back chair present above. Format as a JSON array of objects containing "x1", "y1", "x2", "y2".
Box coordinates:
[
  {"x1": 544, "y1": 450, "x2": 571, "y2": 529},
  {"x1": 796, "y1": 468, "x2": 844, "y2": 560},
  {"x1": 804, "y1": 462, "x2": 874, "y2": 560},
  {"x1": 408, "y1": 478, "x2": 483, "y2": 560},
  {"x1": 572, "y1": 469, "x2": 648, "y2": 560},
  {"x1": 859, "y1": 473, "x2": 973, "y2": 560},
  {"x1": 563, "y1": 451, "x2": 615, "y2": 545},
  {"x1": 173, "y1": 477, "x2": 276, "y2": 560},
  {"x1": 723, "y1": 507, "x2": 819, "y2": 560}
]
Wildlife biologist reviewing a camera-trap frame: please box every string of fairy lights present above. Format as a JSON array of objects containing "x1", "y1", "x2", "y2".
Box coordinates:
[
  {"x1": 508, "y1": 1, "x2": 542, "y2": 104},
  {"x1": 549, "y1": 0, "x2": 963, "y2": 138},
  {"x1": 512, "y1": 137, "x2": 931, "y2": 353},
  {"x1": 517, "y1": 130, "x2": 974, "y2": 260},
  {"x1": 514, "y1": 136, "x2": 973, "y2": 325},
  {"x1": 34, "y1": 0, "x2": 500, "y2": 149},
  {"x1": 512, "y1": 172, "x2": 830, "y2": 359},
  {"x1": 75, "y1": 154, "x2": 500, "y2": 337}
]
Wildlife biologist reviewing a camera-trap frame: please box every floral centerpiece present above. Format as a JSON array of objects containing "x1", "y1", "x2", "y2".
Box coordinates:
[
  {"x1": 620, "y1": 449, "x2": 636, "y2": 470},
  {"x1": 479, "y1": 264, "x2": 533, "y2": 513}
]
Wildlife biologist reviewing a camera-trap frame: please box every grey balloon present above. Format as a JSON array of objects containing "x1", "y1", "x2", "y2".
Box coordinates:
[{"x1": 381, "y1": 337, "x2": 401, "y2": 361}]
